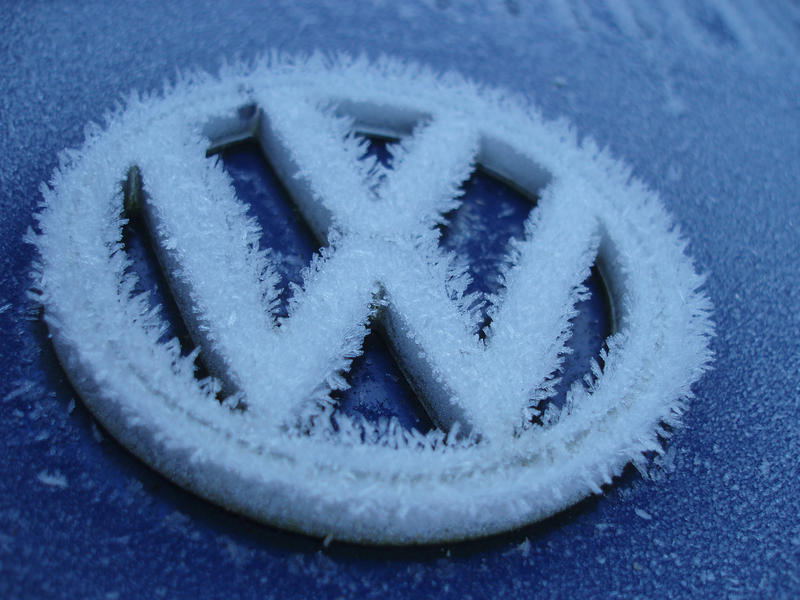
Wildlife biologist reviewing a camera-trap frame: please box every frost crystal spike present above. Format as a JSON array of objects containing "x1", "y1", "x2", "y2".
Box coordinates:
[{"x1": 32, "y1": 55, "x2": 713, "y2": 544}]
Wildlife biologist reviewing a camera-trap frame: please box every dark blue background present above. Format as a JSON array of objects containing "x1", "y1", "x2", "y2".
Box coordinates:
[{"x1": 1, "y1": 2, "x2": 798, "y2": 598}]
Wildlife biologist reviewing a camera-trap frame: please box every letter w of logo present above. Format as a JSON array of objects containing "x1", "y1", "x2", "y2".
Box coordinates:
[{"x1": 131, "y1": 94, "x2": 599, "y2": 442}]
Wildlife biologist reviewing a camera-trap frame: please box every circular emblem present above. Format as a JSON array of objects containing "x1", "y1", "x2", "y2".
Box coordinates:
[{"x1": 32, "y1": 56, "x2": 713, "y2": 544}]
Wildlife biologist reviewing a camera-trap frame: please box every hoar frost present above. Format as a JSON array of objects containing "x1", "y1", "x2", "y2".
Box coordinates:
[{"x1": 31, "y1": 54, "x2": 713, "y2": 544}]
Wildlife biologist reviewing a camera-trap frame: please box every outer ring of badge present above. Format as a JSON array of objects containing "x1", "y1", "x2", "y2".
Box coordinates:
[{"x1": 33, "y1": 55, "x2": 713, "y2": 544}]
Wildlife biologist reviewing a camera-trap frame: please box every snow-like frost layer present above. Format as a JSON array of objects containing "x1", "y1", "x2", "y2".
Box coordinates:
[{"x1": 31, "y1": 54, "x2": 713, "y2": 544}]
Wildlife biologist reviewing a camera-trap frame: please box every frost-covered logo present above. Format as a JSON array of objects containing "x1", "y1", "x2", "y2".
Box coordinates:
[{"x1": 32, "y1": 56, "x2": 713, "y2": 544}]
